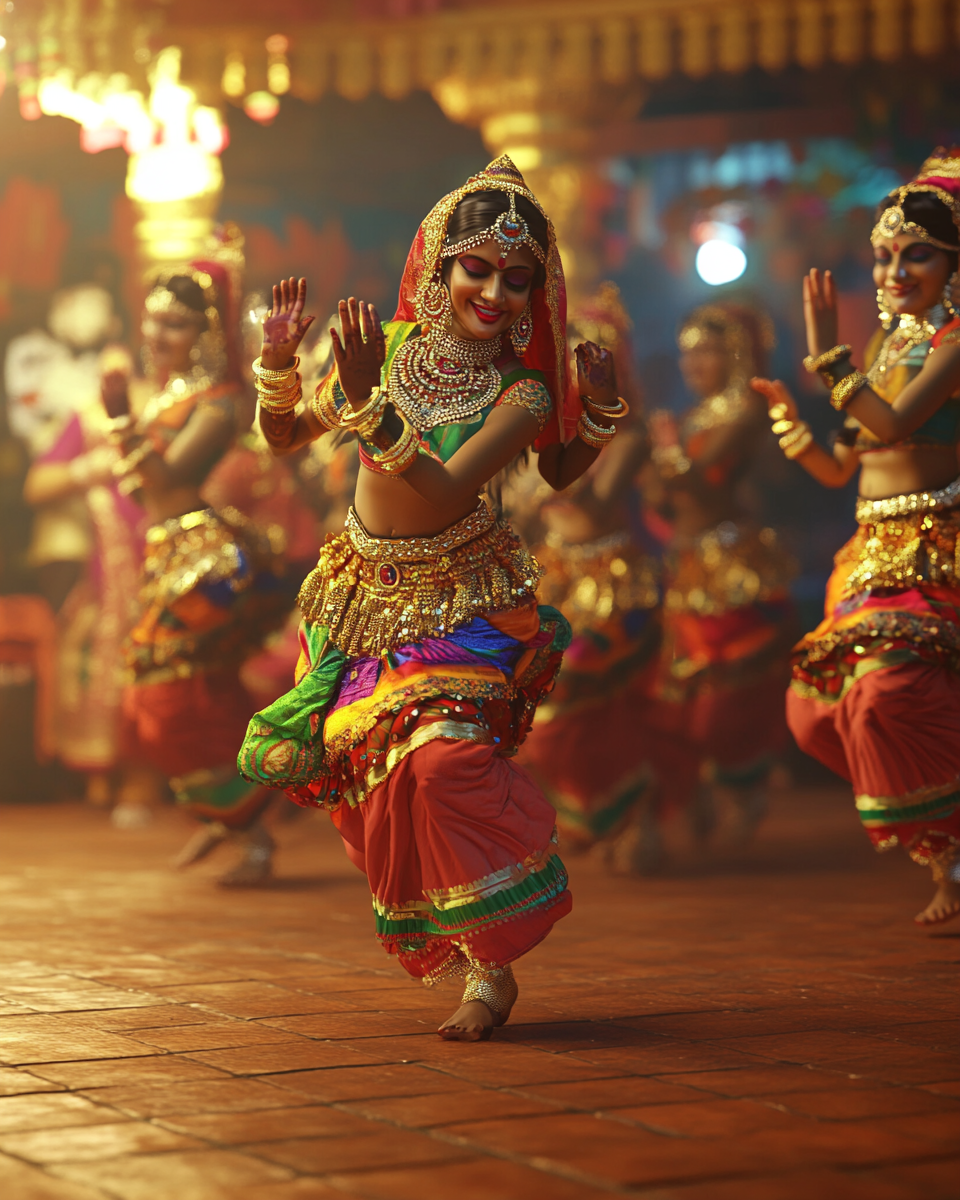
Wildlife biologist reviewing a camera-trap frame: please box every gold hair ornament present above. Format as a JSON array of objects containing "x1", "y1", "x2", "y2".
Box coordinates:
[
  {"x1": 443, "y1": 188, "x2": 547, "y2": 269},
  {"x1": 871, "y1": 183, "x2": 960, "y2": 251}
]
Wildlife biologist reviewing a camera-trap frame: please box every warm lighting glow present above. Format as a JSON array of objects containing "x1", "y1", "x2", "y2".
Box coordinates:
[
  {"x1": 222, "y1": 52, "x2": 246, "y2": 99},
  {"x1": 695, "y1": 240, "x2": 748, "y2": 286},
  {"x1": 244, "y1": 90, "x2": 280, "y2": 125},
  {"x1": 127, "y1": 143, "x2": 223, "y2": 204}
]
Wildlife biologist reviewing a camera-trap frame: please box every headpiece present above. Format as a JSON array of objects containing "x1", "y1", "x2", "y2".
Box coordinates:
[
  {"x1": 393, "y1": 155, "x2": 576, "y2": 449},
  {"x1": 678, "y1": 302, "x2": 775, "y2": 381},
  {"x1": 871, "y1": 146, "x2": 960, "y2": 251}
]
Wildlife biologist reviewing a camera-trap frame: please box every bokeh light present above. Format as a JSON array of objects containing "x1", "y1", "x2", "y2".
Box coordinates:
[{"x1": 695, "y1": 239, "x2": 748, "y2": 285}]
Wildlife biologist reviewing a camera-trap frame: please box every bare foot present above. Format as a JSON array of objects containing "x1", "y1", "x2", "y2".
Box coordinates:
[
  {"x1": 914, "y1": 879, "x2": 960, "y2": 926},
  {"x1": 438, "y1": 999, "x2": 496, "y2": 1042}
]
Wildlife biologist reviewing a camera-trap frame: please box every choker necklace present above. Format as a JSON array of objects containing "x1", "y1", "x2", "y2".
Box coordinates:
[{"x1": 388, "y1": 328, "x2": 502, "y2": 430}]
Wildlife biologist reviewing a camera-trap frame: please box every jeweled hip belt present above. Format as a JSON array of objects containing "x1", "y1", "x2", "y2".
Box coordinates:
[
  {"x1": 298, "y1": 500, "x2": 542, "y2": 656},
  {"x1": 855, "y1": 476, "x2": 960, "y2": 524}
]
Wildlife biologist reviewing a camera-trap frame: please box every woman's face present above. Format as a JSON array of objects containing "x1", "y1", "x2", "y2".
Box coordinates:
[
  {"x1": 679, "y1": 331, "x2": 729, "y2": 399},
  {"x1": 873, "y1": 234, "x2": 953, "y2": 317},
  {"x1": 141, "y1": 309, "x2": 203, "y2": 376},
  {"x1": 445, "y1": 238, "x2": 538, "y2": 342}
]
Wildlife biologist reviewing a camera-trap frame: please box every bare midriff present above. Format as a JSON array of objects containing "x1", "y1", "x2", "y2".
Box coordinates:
[
  {"x1": 857, "y1": 441, "x2": 959, "y2": 499},
  {"x1": 354, "y1": 468, "x2": 481, "y2": 538}
]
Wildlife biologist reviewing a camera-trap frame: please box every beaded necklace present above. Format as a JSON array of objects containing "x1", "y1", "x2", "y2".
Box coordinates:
[
  {"x1": 867, "y1": 304, "x2": 948, "y2": 386},
  {"x1": 387, "y1": 328, "x2": 503, "y2": 431},
  {"x1": 139, "y1": 365, "x2": 215, "y2": 429}
]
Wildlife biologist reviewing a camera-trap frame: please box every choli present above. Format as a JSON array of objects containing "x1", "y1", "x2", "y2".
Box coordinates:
[
  {"x1": 315, "y1": 320, "x2": 552, "y2": 466},
  {"x1": 846, "y1": 313, "x2": 960, "y2": 452}
]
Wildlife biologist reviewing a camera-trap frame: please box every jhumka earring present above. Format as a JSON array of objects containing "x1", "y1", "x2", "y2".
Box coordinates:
[
  {"x1": 876, "y1": 288, "x2": 894, "y2": 331},
  {"x1": 419, "y1": 276, "x2": 453, "y2": 329},
  {"x1": 510, "y1": 303, "x2": 533, "y2": 355},
  {"x1": 943, "y1": 271, "x2": 960, "y2": 320}
]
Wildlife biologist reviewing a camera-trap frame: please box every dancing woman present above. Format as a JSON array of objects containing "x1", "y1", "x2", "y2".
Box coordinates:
[
  {"x1": 239, "y1": 157, "x2": 624, "y2": 1039},
  {"x1": 647, "y1": 304, "x2": 795, "y2": 845},
  {"x1": 103, "y1": 228, "x2": 289, "y2": 883},
  {"x1": 753, "y1": 148, "x2": 960, "y2": 925}
]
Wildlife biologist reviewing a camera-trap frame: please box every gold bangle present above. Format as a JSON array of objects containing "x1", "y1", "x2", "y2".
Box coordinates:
[
  {"x1": 366, "y1": 415, "x2": 420, "y2": 475},
  {"x1": 582, "y1": 395, "x2": 630, "y2": 420},
  {"x1": 257, "y1": 380, "x2": 301, "y2": 413},
  {"x1": 339, "y1": 385, "x2": 388, "y2": 441},
  {"x1": 783, "y1": 430, "x2": 814, "y2": 459},
  {"x1": 830, "y1": 370, "x2": 867, "y2": 411},
  {"x1": 771, "y1": 419, "x2": 796, "y2": 436},
  {"x1": 803, "y1": 345, "x2": 852, "y2": 374},
  {"x1": 778, "y1": 421, "x2": 811, "y2": 449},
  {"x1": 577, "y1": 409, "x2": 617, "y2": 448},
  {"x1": 768, "y1": 402, "x2": 789, "y2": 421},
  {"x1": 253, "y1": 355, "x2": 300, "y2": 381}
]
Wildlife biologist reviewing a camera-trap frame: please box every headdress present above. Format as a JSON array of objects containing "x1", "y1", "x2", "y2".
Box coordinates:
[
  {"x1": 678, "y1": 302, "x2": 775, "y2": 381},
  {"x1": 871, "y1": 147, "x2": 960, "y2": 251},
  {"x1": 144, "y1": 223, "x2": 246, "y2": 385},
  {"x1": 393, "y1": 155, "x2": 576, "y2": 449}
]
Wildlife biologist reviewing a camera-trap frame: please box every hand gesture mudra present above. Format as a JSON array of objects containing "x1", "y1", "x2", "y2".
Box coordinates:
[
  {"x1": 261, "y1": 277, "x2": 315, "y2": 371},
  {"x1": 331, "y1": 297, "x2": 386, "y2": 410},
  {"x1": 803, "y1": 268, "x2": 839, "y2": 360},
  {"x1": 575, "y1": 341, "x2": 618, "y2": 411},
  {"x1": 751, "y1": 376, "x2": 799, "y2": 424}
]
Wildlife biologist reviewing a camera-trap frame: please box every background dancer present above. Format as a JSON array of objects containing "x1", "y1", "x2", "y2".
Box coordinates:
[
  {"x1": 645, "y1": 303, "x2": 796, "y2": 849},
  {"x1": 239, "y1": 157, "x2": 624, "y2": 1041},
  {"x1": 754, "y1": 147, "x2": 960, "y2": 926},
  {"x1": 515, "y1": 284, "x2": 662, "y2": 872}
]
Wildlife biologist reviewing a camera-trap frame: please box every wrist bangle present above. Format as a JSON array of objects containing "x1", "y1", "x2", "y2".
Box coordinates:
[
  {"x1": 312, "y1": 376, "x2": 341, "y2": 431},
  {"x1": 577, "y1": 409, "x2": 617, "y2": 448},
  {"x1": 582, "y1": 395, "x2": 629, "y2": 420},
  {"x1": 339, "y1": 385, "x2": 388, "y2": 441},
  {"x1": 820, "y1": 360, "x2": 857, "y2": 389},
  {"x1": 830, "y1": 370, "x2": 867, "y2": 411},
  {"x1": 783, "y1": 430, "x2": 814, "y2": 459},
  {"x1": 257, "y1": 384, "x2": 302, "y2": 414},
  {"x1": 804, "y1": 344, "x2": 852, "y2": 374},
  {"x1": 364, "y1": 414, "x2": 419, "y2": 475},
  {"x1": 253, "y1": 355, "x2": 300, "y2": 381}
]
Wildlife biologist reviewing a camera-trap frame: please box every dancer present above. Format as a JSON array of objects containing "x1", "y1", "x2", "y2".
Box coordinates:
[
  {"x1": 239, "y1": 156, "x2": 623, "y2": 1039},
  {"x1": 103, "y1": 227, "x2": 289, "y2": 884},
  {"x1": 647, "y1": 304, "x2": 795, "y2": 846},
  {"x1": 515, "y1": 284, "x2": 661, "y2": 871},
  {"x1": 753, "y1": 147, "x2": 960, "y2": 925}
]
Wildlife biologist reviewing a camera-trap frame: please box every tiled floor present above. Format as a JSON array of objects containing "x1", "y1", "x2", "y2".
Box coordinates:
[{"x1": 0, "y1": 788, "x2": 956, "y2": 1199}]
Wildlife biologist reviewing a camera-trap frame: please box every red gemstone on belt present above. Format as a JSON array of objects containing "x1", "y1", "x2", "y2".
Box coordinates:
[{"x1": 378, "y1": 563, "x2": 400, "y2": 587}]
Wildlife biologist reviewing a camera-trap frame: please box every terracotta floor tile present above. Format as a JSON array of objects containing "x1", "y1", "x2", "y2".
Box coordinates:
[
  {"x1": 0, "y1": 1014, "x2": 157, "y2": 1065},
  {"x1": 260, "y1": 1063, "x2": 473, "y2": 1102},
  {"x1": 257, "y1": 1010, "x2": 440, "y2": 1039},
  {"x1": 30, "y1": 1055, "x2": 232, "y2": 1090},
  {"x1": 241, "y1": 1181, "x2": 343, "y2": 1200},
  {"x1": 611, "y1": 1096, "x2": 814, "y2": 1136},
  {"x1": 0, "y1": 1092, "x2": 122, "y2": 1132},
  {"x1": 324, "y1": 1157, "x2": 616, "y2": 1200},
  {"x1": 567, "y1": 1039, "x2": 764, "y2": 1076},
  {"x1": 662, "y1": 1165, "x2": 939, "y2": 1200},
  {"x1": 0, "y1": 979, "x2": 160, "y2": 1014},
  {"x1": 52, "y1": 1149, "x2": 293, "y2": 1200},
  {"x1": 0, "y1": 1119, "x2": 203, "y2": 1163},
  {"x1": 146, "y1": 981, "x2": 340, "y2": 1019},
  {"x1": 124, "y1": 1021, "x2": 301, "y2": 1053},
  {"x1": 250, "y1": 1128, "x2": 472, "y2": 1173},
  {"x1": 64, "y1": 1005, "x2": 212, "y2": 1032},
  {"x1": 0, "y1": 1067, "x2": 62, "y2": 1096},
  {"x1": 657, "y1": 1065, "x2": 886, "y2": 1097},
  {"x1": 871, "y1": 1109, "x2": 960, "y2": 1144},
  {"x1": 765, "y1": 1084, "x2": 960, "y2": 1120},
  {"x1": 867, "y1": 1019, "x2": 960, "y2": 1051},
  {"x1": 79, "y1": 1077, "x2": 307, "y2": 1117},
  {"x1": 0, "y1": 1154, "x2": 107, "y2": 1200},
  {"x1": 184, "y1": 1039, "x2": 383, "y2": 1076},
  {"x1": 340, "y1": 1087, "x2": 555, "y2": 1127},
  {"x1": 513, "y1": 1074, "x2": 706, "y2": 1110},
  {"x1": 158, "y1": 1104, "x2": 373, "y2": 1143}
]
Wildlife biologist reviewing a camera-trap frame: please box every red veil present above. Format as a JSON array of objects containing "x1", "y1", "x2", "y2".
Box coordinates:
[{"x1": 393, "y1": 155, "x2": 579, "y2": 450}]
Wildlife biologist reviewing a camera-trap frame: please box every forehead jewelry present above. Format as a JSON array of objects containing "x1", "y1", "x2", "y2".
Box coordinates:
[
  {"x1": 443, "y1": 189, "x2": 547, "y2": 270},
  {"x1": 871, "y1": 184, "x2": 960, "y2": 251}
]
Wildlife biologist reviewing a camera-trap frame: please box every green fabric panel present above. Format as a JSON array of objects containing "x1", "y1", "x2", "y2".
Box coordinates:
[
  {"x1": 237, "y1": 623, "x2": 347, "y2": 788},
  {"x1": 539, "y1": 605, "x2": 573, "y2": 654},
  {"x1": 173, "y1": 773, "x2": 260, "y2": 813},
  {"x1": 857, "y1": 791, "x2": 960, "y2": 825}
]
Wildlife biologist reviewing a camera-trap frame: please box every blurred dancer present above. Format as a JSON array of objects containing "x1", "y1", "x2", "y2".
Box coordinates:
[
  {"x1": 648, "y1": 304, "x2": 795, "y2": 847},
  {"x1": 516, "y1": 285, "x2": 661, "y2": 870},
  {"x1": 104, "y1": 227, "x2": 288, "y2": 884},
  {"x1": 754, "y1": 147, "x2": 960, "y2": 925},
  {"x1": 238, "y1": 156, "x2": 624, "y2": 1039}
]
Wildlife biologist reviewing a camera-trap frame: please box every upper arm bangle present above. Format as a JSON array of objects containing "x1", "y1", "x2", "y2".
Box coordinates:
[
  {"x1": 830, "y1": 370, "x2": 867, "y2": 411},
  {"x1": 804, "y1": 345, "x2": 852, "y2": 374}
]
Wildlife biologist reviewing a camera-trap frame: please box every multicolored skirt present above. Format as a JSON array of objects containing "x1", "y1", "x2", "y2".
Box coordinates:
[
  {"x1": 239, "y1": 503, "x2": 573, "y2": 977},
  {"x1": 788, "y1": 484, "x2": 960, "y2": 863},
  {"x1": 516, "y1": 531, "x2": 661, "y2": 845}
]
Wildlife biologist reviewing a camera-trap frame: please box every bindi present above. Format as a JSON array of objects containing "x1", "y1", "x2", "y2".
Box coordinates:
[{"x1": 892, "y1": 242, "x2": 899, "y2": 252}]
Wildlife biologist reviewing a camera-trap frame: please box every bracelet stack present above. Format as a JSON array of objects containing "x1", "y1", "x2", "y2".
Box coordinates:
[
  {"x1": 830, "y1": 370, "x2": 868, "y2": 411},
  {"x1": 254, "y1": 356, "x2": 302, "y2": 413},
  {"x1": 364, "y1": 414, "x2": 420, "y2": 475},
  {"x1": 769, "y1": 402, "x2": 814, "y2": 460},
  {"x1": 803, "y1": 343, "x2": 853, "y2": 387},
  {"x1": 577, "y1": 408, "x2": 618, "y2": 449},
  {"x1": 338, "y1": 386, "x2": 388, "y2": 442}
]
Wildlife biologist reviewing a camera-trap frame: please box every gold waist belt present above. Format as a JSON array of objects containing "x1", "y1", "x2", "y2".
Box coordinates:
[
  {"x1": 298, "y1": 501, "x2": 542, "y2": 657},
  {"x1": 855, "y1": 476, "x2": 960, "y2": 524}
]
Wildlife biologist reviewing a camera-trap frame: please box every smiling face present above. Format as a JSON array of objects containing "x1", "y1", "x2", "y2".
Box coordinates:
[
  {"x1": 873, "y1": 235, "x2": 953, "y2": 317},
  {"x1": 679, "y1": 330, "x2": 730, "y2": 399},
  {"x1": 444, "y1": 238, "x2": 538, "y2": 342},
  {"x1": 141, "y1": 308, "x2": 204, "y2": 377}
]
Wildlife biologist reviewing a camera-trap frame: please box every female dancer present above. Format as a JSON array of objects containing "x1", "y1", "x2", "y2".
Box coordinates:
[
  {"x1": 515, "y1": 284, "x2": 662, "y2": 871},
  {"x1": 103, "y1": 227, "x2": 290, "y2": 884},
  {"x1": 239, "y1": 156, "x2": 623, "y2": 1040},
  {"x1": 647, "y1": 304, "x2": 795, "y2": 844},
  {"x1": 753, "y1": 147, "x2": 960, "y2": 925}
]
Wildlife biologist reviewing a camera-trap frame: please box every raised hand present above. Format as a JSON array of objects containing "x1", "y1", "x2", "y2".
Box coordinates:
[
  {"x1": 752, "y1": 376, "x2": 799, "y2": 423},
  {"x1": 262, "y1": 277, "x2": 315, "y2": 370},
  {"x1": 803, "y1": 268, "x2": 839, "y2": 360},
  {"x1": 575, "y1": 341, "x2": 618, "y2": 411},
  {"x1": 331, "y1": 298, "x2": 386, "y2": 409},
  {"x1": 101, "y1": 368, "x2": 130, "y2": 419}
]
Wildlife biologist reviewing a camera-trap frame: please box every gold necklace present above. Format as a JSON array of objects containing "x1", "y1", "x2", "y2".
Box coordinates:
[
  {"x1": 388, "y1": 329, "x2": 502, "y2": 431},
  {"x1": 683, "y1": 385, "x2": 748, "y2": 436},
  {"x1": 867, "y1": 305, "x2": 946, "y2": 386},
  {"x1": 139, "y1": 366, "x2": 214, "y2": 428}
]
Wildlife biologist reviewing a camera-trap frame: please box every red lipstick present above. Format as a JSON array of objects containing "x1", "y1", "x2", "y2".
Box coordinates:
[{"x1": 470, "y1": 300, "x2": 503, "y2": 324}]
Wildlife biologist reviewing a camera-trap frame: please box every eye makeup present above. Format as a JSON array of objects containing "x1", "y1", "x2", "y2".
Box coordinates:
[{"x1": 456, "y1": 255, "x2": 532, "y2": 291}]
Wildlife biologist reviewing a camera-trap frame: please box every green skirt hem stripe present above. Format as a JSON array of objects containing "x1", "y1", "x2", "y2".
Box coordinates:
[{"x1": 858, "y1": 791, "x2": 960, "y2": 825}]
